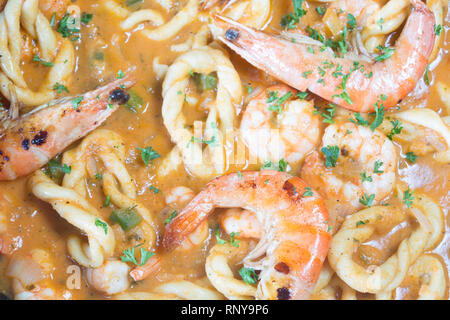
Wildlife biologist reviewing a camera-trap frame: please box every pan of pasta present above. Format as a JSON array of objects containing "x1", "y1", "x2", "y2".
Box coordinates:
[{"x1": 0, "y1": 0, "x2": 448, "y2": 301}]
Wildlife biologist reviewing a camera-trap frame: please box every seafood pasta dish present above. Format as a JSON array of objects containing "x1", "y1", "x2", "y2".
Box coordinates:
[{"x1": 0, "y1": 0, "x2": 449, "y2": 301}]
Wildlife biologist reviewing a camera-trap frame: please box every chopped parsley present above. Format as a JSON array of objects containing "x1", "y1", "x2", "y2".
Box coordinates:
[
  {"x1": 230, "y1": 232, "x2": 240, "y2": 248},
  {"x1": 387, "y1": 120, "x2": 403, "y2": 140},
  {"x1": 356, "y1": 219, "x2": 369, "y2": 227},
  {"x1": 81, "y1": 12, "x2": 93, "y2": 25},
  {"x1": 350, "y1": 112, "x2": 369, "y2": 126},
  {"x1": 116, "y1": 69, "x2": 125, "y2": 79},
  {"x1": 95, "y1": 218, "x2": 108, "y2": 235},
  {"x1": 370, "y1": 100, "x2": 385, "y2": 131},
  {"x1": 53, "y1": 82, "x2": 69, "y2": 94},
  {"x1": 267, "y1": 91, "x2": 293, "y2": 114},
  {"x1": 239, "y1": 267, "x2": 258, "y2": 285},
  {"x1": 149, "y1": 186, "x2": 160, "y2": 194},
  {"x1": 405, "y1": 152, "x2": 418, "y2": 163},
  {"x1": 321, "y1": 145, "x2": 340, "y2": 168},
  {"x1": 137, "y1": 146, "x2": 160, "y2": 167},
  {"x1": 347, "y1": 14, "x2": 357, "y2": 30},
  {"x1": 314, "y1": 104, "x2": 336, "y2": 123},
  {"x1": 435, "y1": 24, "x2": 443, "y2": 36},
  {"x1": 164, "y1": 210, "x2": 178, "y2": 225},
  {"x1": 424, "y1": 64, "x2": 431, "y2": 85},
  {"x1": 374, "y1": 160, "x2": 384, "y2": 174},
  {"x1": 104, "y1": 195, "x2": 111, "y2": 207},
  {"x1": 281, "y1": 0, "x2": 306, "y2": 30},
  {"x1": 215, "y1": 224, "x2": 227, "y2": 245},
  {"x1": 360, "y1": 171, "x2": 373, "y2": 183},
  {"x1": 302, "y1": 187, "x2": 313, "y2": 197},
  {"x1": 57, "y1": 13, "x2": 80, "y2": 39},
  {"x1": 403, "y1": 188, "x2": 414, "y2": 208},
  {"x1": 261, "y1": 159, "x2": 289, "y2": 172},
  {"x1": 296, "y1": 91, "x2": 308, "y2": 99},
  {"x1": 120, "y1": 242, "x2": 155, "y2": 266},
  {"x1": 359, "y1": 193, "x2": 375, "y2": 207},
  {"x1": 375, "y1": 45, "x2": 395, "y2": 62},
  {"x1": 315, "y1": 6, "x2": 326, "y2": 16},
  {"x1": 72, "y1": 96, "x2": 83, "y2": 109},
  {"x1": 33, "y1": 55, "x2": 54, "y2": 67}
]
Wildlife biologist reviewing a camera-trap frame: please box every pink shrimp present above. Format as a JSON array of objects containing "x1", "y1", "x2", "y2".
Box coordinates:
[
  {"x1": 220, "y1": 208, "x2": 262, "y2": 239},
  {"x1": 240, "y1": 84, "x2": 320, "y2": 165},
  {"x1": 0, "y1": 75, "x2": 136, "y2": 181},
  {"x1": 214, "y1": 0, "x2": 435, "y2": 112},
  {"x1": 129, "y1": 255, "x2": 161, "y2": 282},
  {"x1": 163, "y1": 170, "x2": 331, "y2": 300}
]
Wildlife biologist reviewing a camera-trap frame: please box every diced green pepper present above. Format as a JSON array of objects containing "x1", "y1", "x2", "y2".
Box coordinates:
[
  {"x1": 110, "y1": 206, "x2": 142, "y2": 231},
  {"x1": 191, "y1": 72, "x2": 218, "y2": 92},
  {"x1": 124, "y1": 89, "x2": 144, "y2": 112}
]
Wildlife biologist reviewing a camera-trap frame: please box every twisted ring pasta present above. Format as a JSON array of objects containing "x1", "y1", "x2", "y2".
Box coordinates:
[
  {"x1": 361, "y1": 0, "x2": 410, "y2": 53},
  {"x1": 161, "y1": 46, "x2": 242, "y2": 179},
  {"x1": 103, "y1": 0, "x2": 199, "y2": 42},
  {"x1": 62, "y1": 129, "x2": 157, "y2": 249},
  {"x1": 205, "y1": 243, "x2": 256, "y2": 300},
  {"x1": 328, "y1": 193, "x2": 444, "y2": 294},
  {"x1": 311, "y1": 275, "x2": 357, "y2": 300},
  {"x1": 377, "y1": 254, "x2": 447, "y2": 300},
  {"x1": 0, "y1": 0, "x2": 74, "y2": 107},
  {"x1": 28, "y1": 170, "x2": 115, "y2": 268},
  {"x1": 384, "y1": 108, "x2": 450, "y2": 164},
  {"x1": 115, "y1": 279, "x2": 223, "y2": 300}
]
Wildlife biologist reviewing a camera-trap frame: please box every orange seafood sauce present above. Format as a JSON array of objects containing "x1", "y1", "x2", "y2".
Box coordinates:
[{"x1": 0, "y1": 0, "x2": 448, "y2": 299}]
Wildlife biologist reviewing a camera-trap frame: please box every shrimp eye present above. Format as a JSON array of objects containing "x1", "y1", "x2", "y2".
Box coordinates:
[
  {"x1": 109, "y1": 89, "x2": 130, "y2": 105},
  {"x1": 274, "y1": 262, "x2": 290, "y2": 274},
  {"x1": 31, "y1": 131, "x2": 48, "y2": 146},
  {"x1": 277, "y1": 287, "x2": 291, "y2": 300},
  {"x1": 225, "y1": 29, "x2": 239, "y2": 41}
]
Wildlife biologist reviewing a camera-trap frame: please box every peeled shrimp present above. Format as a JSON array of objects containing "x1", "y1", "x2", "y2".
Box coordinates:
[
  {"x1": 301, "y1": 122, "x2": 396, "y2": 223},
  {"x1": 86, "y1": 260, "x2": 130, "y2": 295},
  {"x1": 0, "y1": 75, "x2": 136, "y2": 181},
  {"x1": 220, "y1": 208, "x2": 261, "y2": 239},
  {"x1": 214, "y1": 0, "x2": 435, "y2": 112},
  {"x1": 240, "y1": 85, "x2": 320, "y2": 165},
  {"x1": 163, "y1": 170, "x2": 331, "y2": 300}
]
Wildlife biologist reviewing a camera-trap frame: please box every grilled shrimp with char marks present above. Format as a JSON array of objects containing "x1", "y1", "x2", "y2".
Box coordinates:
[
  {"x1": 0, "y1": 75, "x2": 136, "y2": 181},
  {"x1": 163, "y1": 170, "x2": 331, "y2": 300}
]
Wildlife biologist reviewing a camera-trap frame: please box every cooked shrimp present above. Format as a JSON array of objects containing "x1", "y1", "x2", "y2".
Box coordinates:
[
  {"x1": 240, "y1": 85, "x2": 320, "y2": 165},
  {"x1": 129, "y1": 255, "x2": 161, "y2": 282},
  {"x1": 301, "y1": 122, "x2": 396, "y2": 223},
  {"x1": 220, "y1": 208, "x2": 261, "y2": 239},
  {"x1": 214, "y1": 0, "x2": 435, "y2": 112},
  {"x1": 163, "y1": 170, "x2": 331, "y2": 300},
  {"x1": 165, "y1": 186, "x2": 209, "y2": 251},
  {"x1": 7, "y1": 251, "x2": 70, "y2": 300},
  {"x1": 0, "y1": 75, "x2": 136, "y2": 181},
  {"x1": 38, "y1": 0, "x2": 69, "y2": 20},
  {"x1": 86, "y1": 260, "x2": 130, "y2": 295}
]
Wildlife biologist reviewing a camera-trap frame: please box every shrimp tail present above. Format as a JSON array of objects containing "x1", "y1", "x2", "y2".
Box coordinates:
[
  {"x1": 0, "y1": 74, "x2": 137, "y2": 181},
  {"x1": 163, "y1": 194, "x2": 214, "y2": 251}
]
